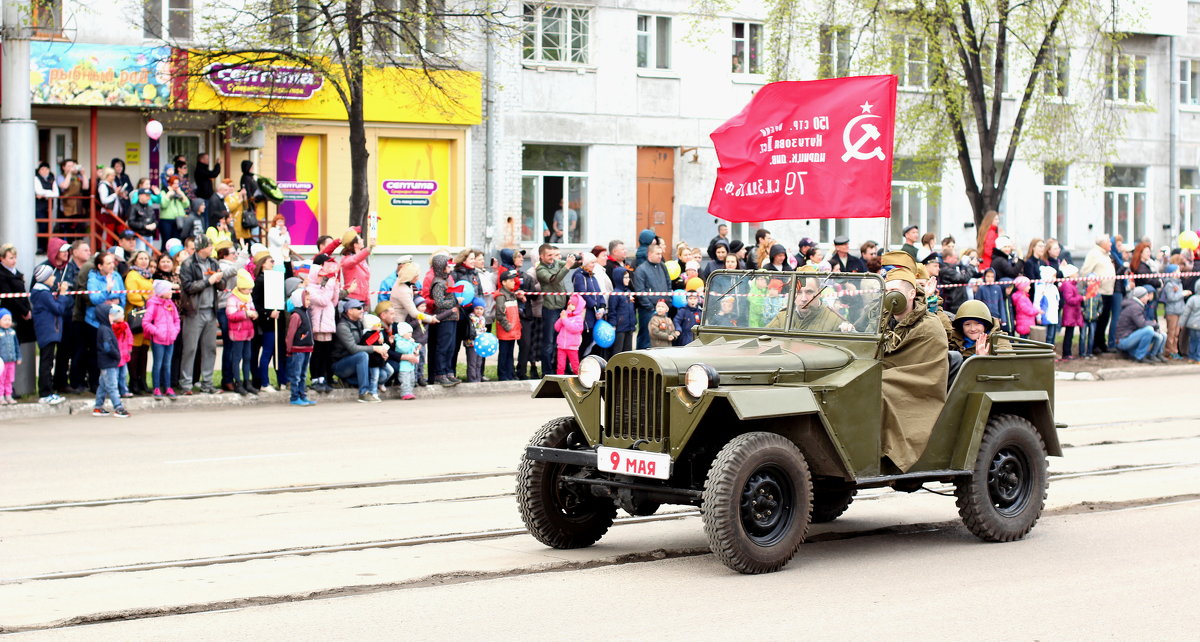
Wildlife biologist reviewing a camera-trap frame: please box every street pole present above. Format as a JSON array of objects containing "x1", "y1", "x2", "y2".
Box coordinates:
[{"x1": 1, "y1": 0, "x2": 36, "y2": 275}]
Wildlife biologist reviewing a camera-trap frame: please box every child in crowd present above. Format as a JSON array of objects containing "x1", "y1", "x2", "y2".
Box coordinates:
[
  {"x1": 554, "y1": 293, "x2": 586, "y2": 374},
  {"x1": 1058, "y1": 265, "x2": 1083, "y2": 360},
  {"x1": 711, "y1": 296, "x2": 739, "y2": 327},
  {"x1": 1011, "y1": 276, "x2": 1037, "y2": 339},
  {"x1": 673, "y1": 289, "x2": 702, "y2": 345},
  {"x1": 465, "y1": 304, "x2": 488, "y2": 382},
  {"x1": 30, "y1": 265, "x2": 71, "y2": 405},
  {"x1": 607, "y1": 267, "x2": 636, "y2": 355},
  {"x1": 1159, "y1": 264, "x2": 1190, "y2": 359},
  {"x1": 0, "y1": 308, "x2": 18, "y2": 405},
  {"x1": 226, "y1": 269, "x2": 258, "y2": 396},
  {"x1": 307, "y1": 259, "x2": 341, "y2": 393},
  {"x1": 747, "y1": 277, "x2": 768, "y2": 326},
  {"x1": 978, "y1": 268, "x2": 1005, "y2": 329},
  {"x1": 1180, "y1": 289, "x2": 1200, "y2": 362},
  {"x1": 361, "y1": 313, "x2": 388, "y2": 395},
  {"x1": 493, "y1": 269, "x2": 523, "y2": 381},
  {"x1": 112, "y1": 307, "x2": 134, "y2": 398},
  {"x1": 285, "y1": 288, "x2": 316, "y2": 406},
  {"x1": 143, "y1": 280, "x2": 180, "y2": 399},
  {"x1": 394, "y1": 321, "x2": 418, "y2": 400},
  {"x1": 1080, "y1": 274, "x2": 1102, "y2": 358},
  {"x1": 648, "y1": 299, "x2": 678, "y2": 348},
  {"x1": 762, "y1": 278, "x2": 787, "y2": 323},
  {"x1": 1033, "y1": 266, "x2": 1061, "y2": 349},
  {"x1": 94, "y1": 305, "x2": 130, "y2": 418}
]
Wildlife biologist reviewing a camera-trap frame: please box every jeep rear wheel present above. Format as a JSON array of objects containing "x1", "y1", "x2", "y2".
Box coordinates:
[
  {"x1": 517, "y1": 417, "x2": 616, "y2": 549},
  {"x1": 702, "y1": 432, "x2": 812, "y2": 574},
  {"x1": 955, "y1": 414, "x2": 1048, "y2": 542},
  {"x1": 810, "y1": 486, "x2": 856, "y2": 524}
]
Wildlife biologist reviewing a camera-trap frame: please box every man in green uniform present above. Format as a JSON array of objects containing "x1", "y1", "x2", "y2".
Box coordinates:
[
  {"x1": 766, "y1": 272, "x2": 855, "y2": 333},
  {"x1": 880, "y1": 267, "x2": 949, "y2": 472}
]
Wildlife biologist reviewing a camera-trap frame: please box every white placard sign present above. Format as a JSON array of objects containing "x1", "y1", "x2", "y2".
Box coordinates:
[{"x1": 264, "y1": 269, "x2": 285, "y2": 310}]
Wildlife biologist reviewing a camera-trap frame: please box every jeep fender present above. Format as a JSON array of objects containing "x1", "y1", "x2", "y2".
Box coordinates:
[
  {"x1": 952, "y1": 391, "x2": 1063, "y2": 470},
  {"x1": 703, "y1": 387, "x2": 854, "y2": 479},
  {"x1": 533, "y1": 376, "x2": 603, "y2": 445}
]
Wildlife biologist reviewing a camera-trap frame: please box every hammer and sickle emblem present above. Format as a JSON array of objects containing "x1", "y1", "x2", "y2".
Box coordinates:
[{"x1": 841, "y1": 114, "x2": 886, "y2": 162}]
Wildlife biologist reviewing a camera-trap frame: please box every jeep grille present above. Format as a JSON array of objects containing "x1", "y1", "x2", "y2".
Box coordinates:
[{"x1": 604, "y1": 366, "x2": 666, "y2": 445}]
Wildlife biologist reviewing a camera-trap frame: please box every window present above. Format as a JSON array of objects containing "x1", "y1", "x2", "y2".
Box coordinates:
[
  {"x1": 1043, "y1": 163, "x2": 1069, "y2": 244},
  {"x1": 637, "y1": 15, "x2": 671, "y2": 70},
  {"x1": 373, "y1": 0, "x2": 446, "y2": 56},
  {"x1": 1044, "y1": 42, "x2": 1069, "y2": 98},
  {"x1": 818, "y1": 25, "x2": 851, "y2": 79},
  {"x1": 1103, "y1": 166, "x2": 1147, "y2": 242},
  {"x1": 731, "y1": 21, "x2": 762, "y2": 74},
  {"x1": 523, "y1": 4, "x2": 590, "y2": 65},
  {"x1": 1179, "y1": 169, "x2": 1200, "y2": 233},
  {"x1": 521, "y1": 145, "x2": 588, "y2": 245},
  {"x1": 1106, "y1": 53, "x2": 1147, "y2": 104},
  {"x1": 271, "y1": 0, "x2": 322, "y2": 48},
  {"x1": 894, "y1": 34, "x2": 928, "y2": 89},
  {"x1": 1181, "y1": 59, "x2": 1200, "y2": 106},
  {"x1": 889, "y1": 160, "x2": 939, "y2": 246},
  {"x1": 816, "y1": 219, "x2": 849, "y2": 245},
  {"x1": 31, "y1": 0, "x2": 62, "y2": 35},
  {"x1": 143, "y1": 0, "x2": 192, "y2": 40}
]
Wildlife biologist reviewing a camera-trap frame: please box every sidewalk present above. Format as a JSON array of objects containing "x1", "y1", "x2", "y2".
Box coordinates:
[{"x1": 0, "y1": 380, "x2": 538, "y2": 421}]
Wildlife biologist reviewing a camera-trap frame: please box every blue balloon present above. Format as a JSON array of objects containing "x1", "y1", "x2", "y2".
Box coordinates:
[
  {"x1": 473, "y1": 331, "x2": 499, "y2": 358},
  {"x1": 672, "y1": 289, "x2": 687, "y2": 309},
  {"x1": 593, "y1": 319, "x2": 615, "y2": 348},
  {"x1": 454, "y1": 281, "x2": 476, "y2": 306}
]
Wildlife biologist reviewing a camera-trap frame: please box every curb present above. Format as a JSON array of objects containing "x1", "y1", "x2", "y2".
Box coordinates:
[
  {"x1": 0, "y1": 380, "x2": 538, "y2": 421},
  {"x1": 1055, "y1": 363, "x2": 1200, "y2": 381}
]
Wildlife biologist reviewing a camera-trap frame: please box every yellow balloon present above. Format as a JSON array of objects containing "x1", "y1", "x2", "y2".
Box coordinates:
[
  {"x1": 1179, "y1": 230, "x2": 1200, "y2": 251},
  {"x1": 666, "y1": 260, "x2": 682, "y2": 281}
]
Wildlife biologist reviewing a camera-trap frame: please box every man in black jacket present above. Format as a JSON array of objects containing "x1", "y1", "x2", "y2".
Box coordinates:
[
  {"x1": 332, "y1": 298, "x2": 387, "y2": 402},
  {"x1": 178, "y1": 236, "x2": 223, "y2": 394},
  {"x1": 827, "y1": 236, "x2": 867, "y2": 273},
  {"x1": 938, "y1": 248, "x2": 975, "y2": 314},
  {"x1": 194, "y1": 153, "x2": 221, "y2": 200}
]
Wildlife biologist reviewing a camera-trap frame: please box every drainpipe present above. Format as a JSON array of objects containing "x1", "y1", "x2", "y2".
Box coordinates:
[
  {"x1": 483, "y1": 21, "x2": 496, "y2": 255},
  {"x1": 1169, "y1": 34, "x2": 1179, "y2": 244},
  {"x1": 0, "y1": 0, "x2": 36, "y2": 275}
]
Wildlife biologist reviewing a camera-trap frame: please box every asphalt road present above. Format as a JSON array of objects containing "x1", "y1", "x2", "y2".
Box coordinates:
[{"x1": 3, "y1": 374, "x2": 1199, "y2": 638}]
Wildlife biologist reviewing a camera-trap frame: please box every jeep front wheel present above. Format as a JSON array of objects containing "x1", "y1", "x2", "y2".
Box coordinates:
[
  {"x1": 956, "y1": 414, "x2": 1049, "y2": 542},
  {"x1": 701, "y1": 432, "x2": 812, "y2": 574},
  {"x1": 517, "y1": 417, "x2": 616, "y2": 549}
]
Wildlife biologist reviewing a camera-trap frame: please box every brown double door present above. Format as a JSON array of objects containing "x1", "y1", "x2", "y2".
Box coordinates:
[{"x1": 636, "y1": 146, "x2": 674, "y2": 249}]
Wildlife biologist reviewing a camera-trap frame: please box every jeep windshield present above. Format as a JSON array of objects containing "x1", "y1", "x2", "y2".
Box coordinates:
[{"x1": 703, "y1": 271, "x2": 884, "y2": 334}]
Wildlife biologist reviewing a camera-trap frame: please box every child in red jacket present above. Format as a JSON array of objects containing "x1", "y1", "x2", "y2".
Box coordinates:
[
  {"x1": 112, "y1": 310, "x2": 134, "y2": 398},
  {"x1": 493, "y1": 269, "x2": 524, "y2": 381}
]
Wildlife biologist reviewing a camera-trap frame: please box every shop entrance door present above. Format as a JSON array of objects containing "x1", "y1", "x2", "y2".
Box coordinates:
[
  {"x1": 636, "y1": 146, "x2": 674, "y2": 249},
  {"x1": 37, "y1": 127, "x2": 75, "y2": 168},
  {"x1": 166, "y1": 133, "x2": 206, "y2": 167}
]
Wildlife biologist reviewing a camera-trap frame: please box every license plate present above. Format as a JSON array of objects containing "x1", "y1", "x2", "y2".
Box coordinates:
[{"x1": 597, "y1": 446, "x2": 671, "y2": 480}]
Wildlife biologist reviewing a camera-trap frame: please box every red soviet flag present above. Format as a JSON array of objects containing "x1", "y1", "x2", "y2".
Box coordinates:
[{"x1": 708, "y1": 75, "x2": 897, "y2": 222}]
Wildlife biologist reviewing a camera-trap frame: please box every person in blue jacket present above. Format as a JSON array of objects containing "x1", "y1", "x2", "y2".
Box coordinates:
[
  {"x1": 607, "y1": 267, "x2": 637, "y2": 355},
  {"x1": 29, "y1": 264, "x2": 72, "y2": 404},
  {"x1": 673, "y1": 290, "x2": 703, "y2": 345}
]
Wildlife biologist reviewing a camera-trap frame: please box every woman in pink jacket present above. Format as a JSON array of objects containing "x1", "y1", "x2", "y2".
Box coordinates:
[
  {"x1": 142, "y1": 280, "x2": 181, "y2": 398},
  {"x1": 306, "y1": 261, "x2": 342, "y2": 392},
  {"x1": 554, "y1": 293, "x2": 586, "y2": 375},
  {"x1": 337, "y1": 229, "x2": 374, "y2": 305},
  {"x1": 225, "y1": 270, "x2": 258, "y2": 395},
  {"x1": 1011, "y1": 276, "x2": 1037, "y2": 339}
]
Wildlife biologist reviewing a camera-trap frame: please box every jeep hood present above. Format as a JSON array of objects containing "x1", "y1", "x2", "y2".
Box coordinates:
[{"x1": 616, "y1": 335, "x2": 853, "y2": 383}]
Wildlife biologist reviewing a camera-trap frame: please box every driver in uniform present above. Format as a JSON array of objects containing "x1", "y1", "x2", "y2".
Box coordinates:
[{"x1": 766, "y1": 270, "x2": 856, "y2": 333}]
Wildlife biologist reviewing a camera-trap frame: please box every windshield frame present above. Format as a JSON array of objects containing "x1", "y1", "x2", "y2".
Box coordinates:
[{"x1": 700, "y1": 270, "x2": 886, "y2": 339}]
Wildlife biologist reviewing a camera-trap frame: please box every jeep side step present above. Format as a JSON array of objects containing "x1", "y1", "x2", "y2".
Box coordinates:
[{"x1": 855, "y1": 469, "x2": 970, "y2": 490}]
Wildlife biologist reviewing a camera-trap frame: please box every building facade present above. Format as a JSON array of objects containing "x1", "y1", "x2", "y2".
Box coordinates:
[{"x1": 473, "y1": 0, "x2": 1200, "y2": 260}]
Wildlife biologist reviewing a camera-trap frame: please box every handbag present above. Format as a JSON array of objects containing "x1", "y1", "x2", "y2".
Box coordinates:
[
  {"x1": 241, "y1": 207, "x2": 259, "y2": 231},
  {"x1": 128, "y1": 307, "x2": 146, "y2": 334}
]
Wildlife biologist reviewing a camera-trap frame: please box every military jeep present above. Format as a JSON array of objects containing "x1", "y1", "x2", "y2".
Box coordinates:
[{"x1": 517, "y1": 271, "x2": 1060, "y2": 574}]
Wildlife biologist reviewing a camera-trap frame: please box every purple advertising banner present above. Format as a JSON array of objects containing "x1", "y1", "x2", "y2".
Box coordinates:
[
  {"x1": 205, "y1": 63, "x2": 324, "y2": 100},
  {"x1": 276, "y1": 134, "x2": 321, "y2": 244}
]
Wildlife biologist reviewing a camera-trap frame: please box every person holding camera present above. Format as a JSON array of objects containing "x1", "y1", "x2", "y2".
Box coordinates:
[{"x1": 536, "y1": 243, "x2": 576, "y2": 376}]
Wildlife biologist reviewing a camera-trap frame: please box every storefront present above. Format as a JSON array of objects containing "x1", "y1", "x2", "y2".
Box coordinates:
[{"x1": 184, "y1": 56, "x2": 482, "y2": 251}]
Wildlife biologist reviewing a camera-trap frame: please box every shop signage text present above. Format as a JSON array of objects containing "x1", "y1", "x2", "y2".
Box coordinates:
[{"x1": 205, "y1": 64, "x2": 324, "y2": 100}]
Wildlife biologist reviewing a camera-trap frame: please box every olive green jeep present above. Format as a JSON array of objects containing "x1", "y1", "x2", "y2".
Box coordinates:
[{"x1": 517, "y1": 271, "x2": 1060, "y2": 574}]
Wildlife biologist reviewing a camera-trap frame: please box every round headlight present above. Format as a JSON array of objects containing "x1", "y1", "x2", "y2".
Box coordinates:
[
  {"x1": 578, "y1": 355, "x2": 606, "y2": 389},
  {"x1": 685, "y1": 363, "x2": 718, "y2": 398}
]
